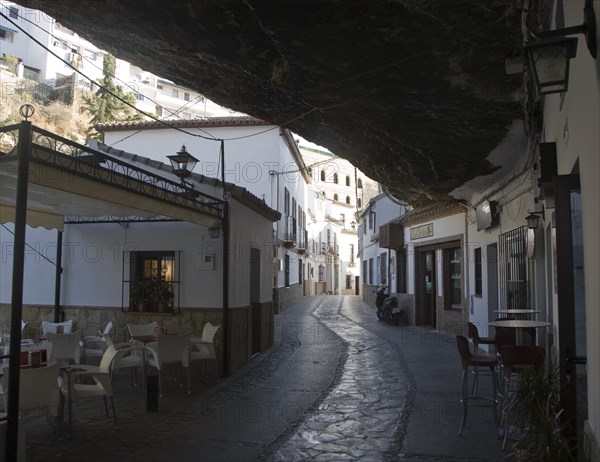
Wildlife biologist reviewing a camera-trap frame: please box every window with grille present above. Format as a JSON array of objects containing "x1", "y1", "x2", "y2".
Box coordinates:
[
  {"x1": 498, "y1": 226, "x2": 531, "y2": 309},
  {"x1": 443, "y1": 245, "x2": 462, "y2": 309}
]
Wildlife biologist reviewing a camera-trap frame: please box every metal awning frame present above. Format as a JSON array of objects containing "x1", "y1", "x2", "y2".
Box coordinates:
[{"x1": 0, "y1": 123, "x2": 225, "y2": 223}]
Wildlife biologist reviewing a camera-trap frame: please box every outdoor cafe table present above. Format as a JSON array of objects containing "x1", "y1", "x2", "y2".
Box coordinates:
[
  {"x1": 493, "y1": 309, "x2": 541, "y2": 320},
  {"x1": 488, "y1": 319, "x2": 551, "y2": 345}
]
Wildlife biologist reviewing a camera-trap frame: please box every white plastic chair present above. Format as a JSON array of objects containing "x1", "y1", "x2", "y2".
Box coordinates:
[
  {"x1": 1, "y1": 362, "x2": 62, "y2": 455},
  {"x1": 59, "y1": 345, "x2": 120, "y2": 435},
  {"x1": 82, "y1": 321, "x2": 113, "y2": 363},
  {"x1": 47, "y1": 330, "x2": 82, "y2": 365},
  {"x1": 127, "y1": 322, "x2": 158, "y2": 341},
  {"x1": 189, "y1": 323, "x2": 221, "y2": 372},
  {"x1": 110, "y1": 340, "x2": 144, "y2": 386},
  {"x1": 41, "y1": 320, "x2": 73, "y2": 335},
  {"x1": 145, "y1": 333, "x2": 191, "y2": 395}
]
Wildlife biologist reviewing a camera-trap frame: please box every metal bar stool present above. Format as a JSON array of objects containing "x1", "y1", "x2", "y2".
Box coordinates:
[
  {"x1": 467, "y1": 322, "x2": 496, "y2": 395},
  {"x1": 455, "y1": 335, "x2": 500, "y2": 436}
]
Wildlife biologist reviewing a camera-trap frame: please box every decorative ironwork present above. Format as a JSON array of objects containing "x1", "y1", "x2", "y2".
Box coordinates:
[
  {"x1": 65, "y1": 215, "x2": 180, "y2": 224},
  {"x1": 0, "y1": 124, "x2": 224, "y2": 220}
]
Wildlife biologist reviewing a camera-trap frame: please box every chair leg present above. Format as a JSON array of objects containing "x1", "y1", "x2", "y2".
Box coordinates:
[
  {"x1": 489, "y1": 364, "x2": 500, "y2": 435},
  {"x1": 187, "y1": 366, "x2": 191, "y2": 395},
  {"x1": 103, "y1": 396, "x2": 110, "y2": 419},
  {"x1": 158, "y1": 369, "x2": 163, "y2": 397},
  {"x1": 110, "y1": 396, "x2": 118, "y2": 425},
  {"x1": 459, "y1": 368, "x2": 468, "y2": 436}
]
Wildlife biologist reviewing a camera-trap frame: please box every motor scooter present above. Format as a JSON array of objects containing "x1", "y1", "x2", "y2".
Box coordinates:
[{"x1": 375, "y1": 286, "x2": 402, "y2": 325}]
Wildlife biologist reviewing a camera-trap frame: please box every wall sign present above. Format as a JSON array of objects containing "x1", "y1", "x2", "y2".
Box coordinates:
[{"x1": 410, "y1": 223, "x2": 434, "y2": 240}]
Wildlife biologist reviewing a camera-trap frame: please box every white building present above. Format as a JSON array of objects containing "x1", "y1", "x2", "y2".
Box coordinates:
[
  {"x1": 299, "y1": 141, "x2": 378, "y2": 296},
  {"x1": 1, "y1": 1, "x2": 239, "y2": 119},
  {"x1": 99, "y1": 117, "x2": 312, "y2": 313}
]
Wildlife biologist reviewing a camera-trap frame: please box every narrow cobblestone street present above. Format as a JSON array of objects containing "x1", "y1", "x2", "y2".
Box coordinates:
[{"x1": 24, "y1": 296, "x2": 506, "y2": 461}]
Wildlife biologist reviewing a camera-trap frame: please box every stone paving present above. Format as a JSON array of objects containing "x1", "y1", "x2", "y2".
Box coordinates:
[
  {"x1": 15, "y1": 295, "x2": 508, "y2": 461},
  {"x1": 268, "y1": 296, "x2": 414, "y2": 461}
]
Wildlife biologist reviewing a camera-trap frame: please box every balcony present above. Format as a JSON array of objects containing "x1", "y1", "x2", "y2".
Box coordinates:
[
  {"x1": 297, "y1": 230, "x2": 308, "y2": 255},
  {"x1": 283, "y1": 215, "x2": 297, "y2": 248}
]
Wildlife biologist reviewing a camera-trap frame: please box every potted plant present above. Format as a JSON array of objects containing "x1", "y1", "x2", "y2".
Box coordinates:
[
  {"x1": 152, "y1": 278, "x2": 174, "y2": 313},
  {"x1": 505, "y1": 358, "x2": 575, "y2": 461},
  {"x1": 130, "y1": 279, "x2": 150, "y2": 312}
]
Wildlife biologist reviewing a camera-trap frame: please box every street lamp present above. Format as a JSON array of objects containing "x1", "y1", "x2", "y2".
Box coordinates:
[
  {"x1": 525, "y1": 0, "x2": 596, "y2": 95},
  {"x1": 167, "y1": 144, "x2": 198, "y2": 180},
  {"x1": 526, "y1": 206, "x2": 545, "y2": 229}
]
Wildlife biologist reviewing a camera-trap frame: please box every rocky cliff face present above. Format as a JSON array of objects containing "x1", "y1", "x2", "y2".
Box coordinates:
[{"x1": 17, "y1": 0, "x2": 525, "y2": 204}]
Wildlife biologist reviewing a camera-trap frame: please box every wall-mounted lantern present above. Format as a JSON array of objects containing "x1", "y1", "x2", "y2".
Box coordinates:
[{"x1": 525, "y1": 0, "x2": 596, "y2": 94}]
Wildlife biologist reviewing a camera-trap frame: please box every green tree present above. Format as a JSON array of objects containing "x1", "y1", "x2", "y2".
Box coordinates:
[{"x1": 83, "y1": 53, "x2": 141, "y2": 140}]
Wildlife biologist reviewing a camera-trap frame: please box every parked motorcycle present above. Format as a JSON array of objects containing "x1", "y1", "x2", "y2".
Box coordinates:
[{"x1": 375, "y1": 286, "x2": 402, "y2": 325}]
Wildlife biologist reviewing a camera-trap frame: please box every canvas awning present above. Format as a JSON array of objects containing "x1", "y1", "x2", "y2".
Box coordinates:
[{"x1": 0, "y1": 124, "x2": 224, "y2": 230}]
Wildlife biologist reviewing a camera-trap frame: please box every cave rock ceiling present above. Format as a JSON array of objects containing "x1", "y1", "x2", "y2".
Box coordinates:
[{"x1": 18, "y1": 0, "x2": 526, "y2": 205}]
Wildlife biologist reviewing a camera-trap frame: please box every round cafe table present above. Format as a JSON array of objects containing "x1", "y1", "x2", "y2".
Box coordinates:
[{"x1": 488, "y1": 319, "x2": 550, "y2": 345}]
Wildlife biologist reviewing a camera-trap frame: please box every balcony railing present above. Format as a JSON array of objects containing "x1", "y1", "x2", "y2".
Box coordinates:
[{"x1": 283, "y1": 215, "x2": 297, "y2": 245}]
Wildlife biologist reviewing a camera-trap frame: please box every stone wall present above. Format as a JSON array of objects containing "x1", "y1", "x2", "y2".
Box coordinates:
[{"x1": 273, "y1": 283, "x2": 303, "y2": 314}]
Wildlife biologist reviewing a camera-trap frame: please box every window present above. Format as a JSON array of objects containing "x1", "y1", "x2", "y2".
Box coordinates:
[
  {"x1": 155, "y1": 105, "x2": 163, "y2": 117},
  {"x1": 357, "y1": 178, "x2": 363, "y2": 188},
  {"x1": 71, "y1": 45, "x2": 80, "y2": 54},
  {"x1": 129, "y1": 251, "x2": 176, "y2": 313},
  {"x1": 474, "y1": 247, "x2": 482, "y2": 296},
  {"x1": 362, "y1": 260, "x2": 368, "y2": 283},
  {"x1": 499, "y1": 226, "x2": 531, "y2": 309},
  {"x1": 184, "y1": 92, "x2": 190, "y2": 101},
  {"x1": 299, "y1": 259, "x2": 303, "y2": 286},
  {"x1": 83, "y1": 49, "x2": 97, "y2": 60},
  {"x1": 0, "y1": 29, "x2": 14, "y2": 42},
  {"x1": 54, "y1": 39, "x2": 69, "y2": 50},
  {"x1": 340, "y1": 213, "x2": 345, "y2": 225},
  {"x1": 345, "y1": 196, "x2": 351, "y2": 205},
  {"x1": 333, "y1": 194, "x2": 338, "y2": 202},
  {"x1": 172, "y1": 89, "x2": 179, "y2": 98},
  {"x1": 320, "y1": 170, "x2": 325, "y2": 182},
  {"x1": 396, "y1": 249, "x2": 407, "y2": 293},
  {"x1": 350, "y1": 244, "x2": 355, "y2": 264},
  {"x1": 346, "y1": 275, "x2": 352, "y2": 290},
  {"x1": 284, "y1": 188, "x2": 290, "y2": 215},
  {"x1": 318, "y1": 264, "x2": 325, "y2": 282},
  {"x1": 357, "y1": 198, "x2": 362, "y2": 208},
  {"x1": 284, "y1": 255, "x2": 290, "y2": 287},
  {"x1": 333, "y1": 173, "x2": 339, "y2": 184},
  {"x1": 157, "y1": 83, "x2": 164, "y2": 90},
  {"x1": 135, "y1": 93, "x2": 145, "y2": 101},
  {"x1": 346, "y1": 175, "x2": 351, "y2": 186},
  {"x1": 368, "y1": 258, "x2": 374, "y2": 285},
  {"x1": 380, "y1": 252, "x2": 388, "y2": 285},
  {"x1": 444, "y1": 246, "x2": 462, "y2": 309},
  {"x1": 9, "y1": 6, "x2": 18, "y2": 18}
]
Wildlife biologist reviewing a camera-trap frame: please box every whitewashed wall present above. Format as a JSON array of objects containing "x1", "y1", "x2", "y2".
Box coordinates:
[
  {"x1": 1, "y1": 199, "x2": 275, "y2": 309},
  {"x1": 542, "y1": 0, "x2": 600, "y2": 452}
]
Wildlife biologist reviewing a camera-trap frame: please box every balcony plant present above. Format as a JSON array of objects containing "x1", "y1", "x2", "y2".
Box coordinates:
[
  {"x1": 130, "y1": 279, "x2": 151, "y2": 312},
  {"x1": 151, "y1": 278, "x2": 174, "y2": 313}
]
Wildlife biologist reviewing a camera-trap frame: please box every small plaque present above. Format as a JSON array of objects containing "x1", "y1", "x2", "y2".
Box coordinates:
[{"x1": 410, "y1": 223, "x2": 433, "y2": 240}]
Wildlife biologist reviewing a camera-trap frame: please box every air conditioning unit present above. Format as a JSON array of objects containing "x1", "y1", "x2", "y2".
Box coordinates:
[{"x1": 379, "y1": 223, "x2": 404, "y2": 249}]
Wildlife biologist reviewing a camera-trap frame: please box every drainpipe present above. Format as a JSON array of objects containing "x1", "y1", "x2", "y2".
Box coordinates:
[
  {"x1": 54, "y1": 230, "x2": 63, "y2": 322},
  {"x1": 6, "y1": 118, "x2": 32, "y2": 462}
]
